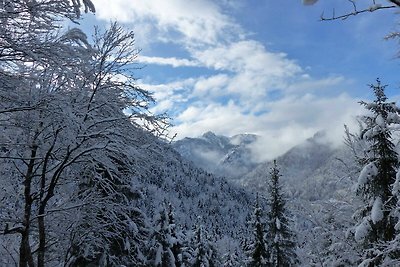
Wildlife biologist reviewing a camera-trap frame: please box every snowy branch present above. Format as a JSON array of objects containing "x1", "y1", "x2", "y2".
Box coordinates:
[{"x1": 321, "y1": 1, "x2": 397, "y2": 21}]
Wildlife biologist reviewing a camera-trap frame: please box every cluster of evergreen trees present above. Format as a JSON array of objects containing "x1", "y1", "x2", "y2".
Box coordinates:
[
  {"x1": 147, "y1": 202, "x2": 222, "y2": 267},
  {"x1": 145, "y1": 161, "x2": 300, "y2": 267}
]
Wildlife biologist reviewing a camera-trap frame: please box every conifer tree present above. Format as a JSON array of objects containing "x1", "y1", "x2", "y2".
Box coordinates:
[
  {"x1": 167, "y1": 203, "x2": 183, "y2": 267},
  {"x1": 191, "y1": 222, "x2": 221, "y2": 267},
  {"x1": 167, "y1": 202, "x2": 193, "y2": 267},
  {"x1": 245, "y1": 194, "x2": 269, "y2": 267},
  {"x1": 222, "y1": 249, "x2": 242, "y2": 267},
  {"x1": 266, "y1": 161, "x2": 298, "y2": 266},
  {"x1": 354, "y1": 79, "x2": 400, "y2": 265},
  {"x1": 148, "y1": 204, "x2": 177, "y2": 267}
]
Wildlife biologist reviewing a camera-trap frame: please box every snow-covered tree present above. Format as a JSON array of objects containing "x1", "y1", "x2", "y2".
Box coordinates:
[
  {"x1": 0, "y1": 27, "x2": 95, "y2": 267},
  {"x1": 353, "y1": 79, "x2": 400, "y2": 265},
  {"x1": 0, "y1": 7, "x2": 162, "y2": 266},
  {"x1": 66, "y1": 154, "x2": 150, "y2": 266},
  {"x1": 191, "y1": 222, "x2": 221, "y2": 267},
  {"x1": 245, "y1": 194, "x2": 269, "y2": 267},
  {"x1": 265, "y1": 161, "x2": 298, "y2": 266},
  {"x1": 166, "y1": 202, "x2": 192, "y2": 267},
  {"x1": 222, "y1": 249, "x2": 242, "y2": 267},
  {"x1": 147, "y1": 203, "x2": 179, "y2": 267},
  {"x1": 0, "y1": 0, "x2": 94, "y2": 66},
  {"x1": 296, "y1": 199, "x2": 361, "y2": 266}
]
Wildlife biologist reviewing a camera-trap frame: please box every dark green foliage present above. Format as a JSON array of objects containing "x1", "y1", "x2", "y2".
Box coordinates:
[
  {"x1": 192, "y1": 223, "x2": 221, "y2": 267},
  {"x1": 245, "y1": 195, "x2": 269, "y2": 267},
  {"x1": 357, "y1": 79, "x2": 399, "y2": 243},
  {"x1": 266, "y1": 161, "x2": 298, "y2": 267},
  {"x1": 354, "y1": 79, "x2": 400, "y2": 265}
]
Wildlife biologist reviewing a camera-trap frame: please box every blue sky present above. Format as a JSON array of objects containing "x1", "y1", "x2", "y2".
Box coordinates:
[{"x1": 80, "y1": 0, "x2": 400, "y2": 160}]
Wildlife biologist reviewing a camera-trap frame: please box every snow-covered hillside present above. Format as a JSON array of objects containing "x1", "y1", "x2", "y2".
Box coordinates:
[
  {"x1": 239, "y1": 132, "x2": 358, "y2": 201},
  {"x1": 173, "y1": 130, "x2": 362, "y2": 265},
  {"x1": 174, "y1": 131, "x2": 358, "y2": 202},
  {"x1": 131, "y1": 128, "x2": 254, "y2": 237}
]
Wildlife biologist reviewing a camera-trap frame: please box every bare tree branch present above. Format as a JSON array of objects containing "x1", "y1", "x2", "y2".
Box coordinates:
[{"x1": 321, "y1": 2, "x2": 397, "y2": 21}]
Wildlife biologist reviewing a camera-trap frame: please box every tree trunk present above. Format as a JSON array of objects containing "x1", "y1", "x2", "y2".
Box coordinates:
[
  {"x1": 19, "y1": 228, "x2": 35, "y2": 267},
  {"x1": 37, "y1": 205, "x2": 46, "y2": 267},
  {"x1": 19, "y1": 145, "x2": 38, "y2": 267}
]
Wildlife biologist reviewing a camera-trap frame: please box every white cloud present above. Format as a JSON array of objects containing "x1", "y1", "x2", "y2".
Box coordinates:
[
  {"x1": 172, "y1": 93, "x2": 363, "y2": 160},
  {"x1": 190, "y1": 40, "x2": 304, "y2": 103},
  {"x1": 92, "y1": 0, "x2": 238, "y2": 45},
  {"x1": 173, "y1": 101, "x2": 255, "y2": 135},
  {"x1": 193, "y1": 41, "x2": 302, "y2": 76},
  {"x1": 138, "y1": 55, "x2": 199, "y2": 68},
  {"x1": 139, "y1": 78, "x2": 196, "y2": 114},
  {"x1": 193, "y1": 74, "x2": 230, "y2": 98},
  {"x1": 285, "y1": 76, "x2": 347, "y2": 93}
]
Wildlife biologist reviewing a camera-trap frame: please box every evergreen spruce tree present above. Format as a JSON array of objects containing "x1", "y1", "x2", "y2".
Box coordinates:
[
  {"x1": 245, "y1": 194, "x2": 269, "y2": 267},
  {"x1": 167, "y1": 202, "x2": 191, "y2": 267},
  {"x1": 147, "y1": 204, "x2": 176, "y2": 267},
  {"x1": 222, "y1": 249, "x2": 242, "y2": 267},
  {"x1": 266, "y1": 160, "x2": 298, "y2": 267},
  {"x1": 191, "y1": 222, "x2": 221, "y2": 267},
  {"x1": 354, "y1": 79, "x2": 400, "y2": 265}
]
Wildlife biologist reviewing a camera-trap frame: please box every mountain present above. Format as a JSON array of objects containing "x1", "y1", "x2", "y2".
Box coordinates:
[
  {"x1": 172, "y1": 131, "x2": 260, "y2": 178},
  {"x1": 173, "y1": 130, "x2": 361, "y2": 265},
  {"x1": 235, "y1": 132, "x2": 360, "y2": 265},
  {"x1": 237, "y1": 131, "x2": 358, "y2": 202},
  {"x1": 174, "y1": 131, "x2": 358, "y2": 201},
  {"x1": 125, "y1": 128, "x2": 255, "y2": 256}
]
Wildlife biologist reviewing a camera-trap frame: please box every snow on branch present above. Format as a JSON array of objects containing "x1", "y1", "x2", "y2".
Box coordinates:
[
  {"x1": 319, "y1": 0, "x2": 398, "y2": 21},
  {"x1": 302, "y1": 0, "x2": 318, "y2": 5}
]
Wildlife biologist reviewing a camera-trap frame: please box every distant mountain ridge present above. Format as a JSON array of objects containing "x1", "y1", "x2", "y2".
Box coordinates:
[
  {"x1": 239, "y1": 132, "x2": 357, "y2": 201},
  {"x1": 172, "y1": 131, "x2": 260, "y2": 178},
  {"x1": 173, "y1": 131, "x2": 357, "y2": 201}
]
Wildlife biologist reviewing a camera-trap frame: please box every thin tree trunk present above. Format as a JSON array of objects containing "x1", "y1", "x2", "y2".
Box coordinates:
[
  {"x1": 37, "y1": 205, "x2": 46, "y2": 267},
  {"x1": 20, "y1": 146, "x2": 38, "y2": 267},
  {"x1": 19, "y1": 231, "x2": 34, "y2": 267}
]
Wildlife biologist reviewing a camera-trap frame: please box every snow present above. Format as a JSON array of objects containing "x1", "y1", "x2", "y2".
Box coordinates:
[
  {"x1": 375, "y1": 114, "x2": 385, "y2": 127},
  {"x1": 274, "y1": 234, "x2": 279, "y2": 243},
  {"x1": 368, "y1": 4, "x2": 382, "y2": 12},
  {"x1": 387, "y1": 112, "x2": 400, "y2": 124},
  {"x1": 364, "y1": 124, "x2": 386, "y2": 139},
  {"x1": 355, "y1": 219, "x2": 371, "y2": 242},
  {"x1": 374, "y1": 125, "x2": 383, "y2": 133},
  {"x1": 359, "y1": 258, "x2": 374, "y2": 267},
  {"x1": 124, "y1": 237, "x2": 131, "y2": 251},
  {"x1": 371, "y1": 197, "x2": 383, "y2": 224},
  {"x1": 302, "y1": 0, "x2": 318, "y2": 5},
  {"x1": 366, "y1": 103, "x2": 378, "y2": 109},
  {"x1": 395, "y1": 220, "x2": 400, "y2": 231},
  {"x1": 358, "y1": 162, "x2": 378, "y2": 187},
  {"x1": 155, "y1": 245, "x2": 162, "y2": 265},
  {"x1": 276, "y1": 218, "x2": 281, "y2": 230},
  {"x1": 392, "y1": 171, "x2": 400, "y2": 195}
]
